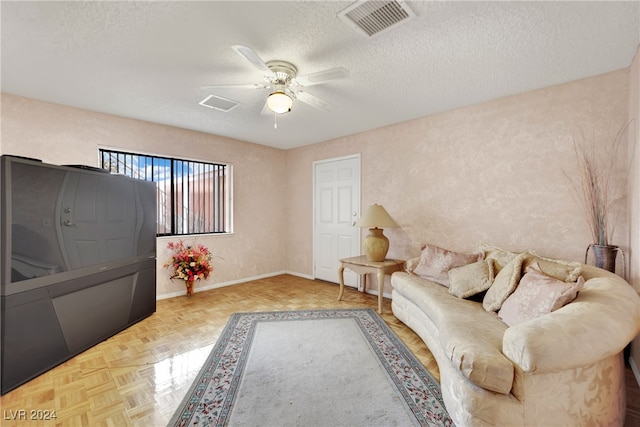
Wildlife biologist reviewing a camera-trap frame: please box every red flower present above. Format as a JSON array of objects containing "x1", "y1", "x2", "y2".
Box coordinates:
[{"x1": 163, "y1": 240, "x2": 214, "y2": 284}]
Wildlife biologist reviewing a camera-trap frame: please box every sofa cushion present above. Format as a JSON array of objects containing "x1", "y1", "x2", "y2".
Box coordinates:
[
  {"x1": 498, "y1": 262, "x2": 585, "y2": 326},
  {"x1": 438, "y1": 306, "x2": 514, "y2": 395},
  {"x1": 483, "y1": 253, "x2": 526, "y2": 312},
  {"x1": 391, "y1": 272, "x2": 514, "y2": 394},
  {"x1": 448, "y1": 259, "x2": 495, "y2": 298},
  {"x1": 413, "y1": 243, "x2": 482, "y2": 287}
]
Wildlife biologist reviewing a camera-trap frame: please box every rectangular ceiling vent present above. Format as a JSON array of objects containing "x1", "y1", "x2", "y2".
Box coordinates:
[
  {"x1": 199, "y1": 94, "x2": 239, "y2": 112},
  {"x1": 338, "y1": 0, "x2": 416, "y2": 38}
]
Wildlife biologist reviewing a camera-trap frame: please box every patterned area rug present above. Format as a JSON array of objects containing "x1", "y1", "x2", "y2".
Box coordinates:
[{"x1": 169, "y1": 308, "x2": 452, "y2": 426}]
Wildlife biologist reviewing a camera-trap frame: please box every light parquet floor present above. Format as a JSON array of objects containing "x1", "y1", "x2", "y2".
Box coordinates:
[{"x1": 1, "y1": 274, "x2": 638, "y2": 426}]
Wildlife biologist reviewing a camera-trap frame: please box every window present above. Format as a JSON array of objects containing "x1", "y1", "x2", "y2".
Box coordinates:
[{"x1": 100, "y1": 149, "x2": 231, "y2": 236}]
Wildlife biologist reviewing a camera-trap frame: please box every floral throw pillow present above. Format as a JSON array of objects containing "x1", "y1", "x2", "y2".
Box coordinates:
[
  {"x1": 448, "y1": 259, "x2": 495, "y2": 298},
  {"x1": 482, "y1": 253, "x2": 526, "y2": 312},
  {"x1": 412, "y1": 243, "x2": 482, "y2": 287},
  {"x1": 498, "y1": 262, "x2": 585, "y2": 327},
  {"x1": 481, "y1": 244, "x2": 519, "y2": 273},
  {"x1": 522, "y1": 253, "x2": 582, "y2": 282}
]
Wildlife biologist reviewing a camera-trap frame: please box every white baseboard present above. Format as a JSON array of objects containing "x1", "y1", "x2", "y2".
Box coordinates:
[
  {"x1": 156, "y1": 270, "x2": 392, "y2": 300},
  {"x1": 156, "y1": 270, "x2": 316, "y2": 300},
  {"x1": 157, "y1": 290, "x2": 190, "y2": 300},
  {"x1": 286, "y1": 270, "x2": 315, "y2": 280}
]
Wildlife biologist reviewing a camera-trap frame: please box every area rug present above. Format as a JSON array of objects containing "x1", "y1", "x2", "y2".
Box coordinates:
[{"x1": 169, "y1": 308, "x2": 452, "y2": 427}]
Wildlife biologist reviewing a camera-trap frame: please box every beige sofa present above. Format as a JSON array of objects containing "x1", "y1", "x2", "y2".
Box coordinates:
[{"x1": 391, "y1": 247, "x2": 640, "y2": 426}]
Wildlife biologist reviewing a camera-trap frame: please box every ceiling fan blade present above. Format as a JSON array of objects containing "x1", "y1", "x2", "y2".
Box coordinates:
[
  {"x1": 260, "y1": 101, "x2": 272, "y2": 116},
  {"x1": 295, "y1": 67, "x2": 350, "y2": 86},
  {"x1": 294, "y1": 91, "x2": 333, "y2": 112},
  {"x1": 232, "y1": 45, "x2": 276, "y2": 77},
  {"x1": 201, "y1": 83, "x2": 269, "y2": 91}
]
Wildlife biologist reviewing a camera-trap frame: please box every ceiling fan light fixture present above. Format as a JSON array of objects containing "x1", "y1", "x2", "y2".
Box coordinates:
[{"x1": 267, "y1": 91, "x2": 293, "y2": 114}]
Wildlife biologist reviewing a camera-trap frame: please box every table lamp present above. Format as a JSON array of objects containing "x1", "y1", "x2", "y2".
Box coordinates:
[{"x1": 355, "y1": 204, "x2": 399, "y2": 262}]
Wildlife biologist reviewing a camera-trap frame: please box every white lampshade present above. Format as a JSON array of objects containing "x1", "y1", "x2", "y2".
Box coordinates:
[
  {"x1": 267, "y1": 91, "x2": 293, "y2": 114},
  {"x1": 354, "y1": 204, "x2": 398, "y2": 228}
]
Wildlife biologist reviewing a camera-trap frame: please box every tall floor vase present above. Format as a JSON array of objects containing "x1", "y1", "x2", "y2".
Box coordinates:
[{"x1": 585, "y1": 244, "x2": 625, "y2": 276}]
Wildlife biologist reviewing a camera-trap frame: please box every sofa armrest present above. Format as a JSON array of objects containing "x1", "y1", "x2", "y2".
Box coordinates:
[{"x1": 503, "y1": 273, "x2": 640, "y2": 374}]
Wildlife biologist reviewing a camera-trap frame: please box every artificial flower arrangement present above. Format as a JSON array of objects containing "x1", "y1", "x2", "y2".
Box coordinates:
[{"x1": 163, "y1": 240, "x2": 213, "y2": 296}]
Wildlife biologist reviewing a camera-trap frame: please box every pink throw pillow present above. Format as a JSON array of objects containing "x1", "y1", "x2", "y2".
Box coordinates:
[
  {"x1": 498, "y1": 262, "x2": 585, "y2": 327},
  {"x1": 412, "y1": 243, "x2": 482, "y2": 287}
]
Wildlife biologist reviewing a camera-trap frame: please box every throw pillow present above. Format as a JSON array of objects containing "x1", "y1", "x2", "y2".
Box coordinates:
[
  {"x1": 498, "y1": 262, "x2": 585, "y2": 327},
  {"x1": 522, "y1": 253, "x2": 582, "y2": 283},
  {"x1": 481, "y1": 244, "x2": 519, "y2": 273},
  {"x1": 448, "y1": 259, "x2": 495, "y2": 298},
  {"x1": 412, "y1": 243, "x2": 482, "y2": 287},
  {"x1": 405, "y1": 257, "x2": 420, "y2": 273},
  {"x1": 482, "y1": 253, "x2": 526, "y2": 312}
]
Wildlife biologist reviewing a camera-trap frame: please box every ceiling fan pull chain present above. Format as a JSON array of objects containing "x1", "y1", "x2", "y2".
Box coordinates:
[{"x1": 274, "y1": 112, "x2": 278, "y2": 129}]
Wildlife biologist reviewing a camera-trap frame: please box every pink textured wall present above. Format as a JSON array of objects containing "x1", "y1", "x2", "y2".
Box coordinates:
[
  {"x1": 287, "y1": 69, "x2": 630, "y2": 294},
  {"x1": 0, "y1": 94, "x2": 288, "y2": 297},
  {"x1": 0, "y1": 67, "x2": 632, "y2": 299}
]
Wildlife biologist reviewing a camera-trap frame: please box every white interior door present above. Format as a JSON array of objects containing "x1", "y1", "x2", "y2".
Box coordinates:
[{"x1": 313, "y1": 155, "x2": 360, "y2": 285}]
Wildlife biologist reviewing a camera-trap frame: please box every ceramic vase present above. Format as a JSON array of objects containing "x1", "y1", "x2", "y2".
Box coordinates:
[{"x1": 363, "y1": 228, "x2": 389, "y2": 262}]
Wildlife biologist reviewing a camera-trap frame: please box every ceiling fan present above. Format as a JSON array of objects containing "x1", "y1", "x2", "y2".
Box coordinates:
[{"x1": 201, "y1": 45, "x2": 349, "y2": 115}]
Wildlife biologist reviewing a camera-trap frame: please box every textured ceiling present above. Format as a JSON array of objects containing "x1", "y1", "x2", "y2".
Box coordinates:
[{"x1": 2, "y1": 1, "x2": 639, "y2": 149}]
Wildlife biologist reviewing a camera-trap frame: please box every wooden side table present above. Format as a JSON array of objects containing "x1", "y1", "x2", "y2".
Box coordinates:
[{"x1": 337, "y1": 255, "x2": 405, "y2": 314}]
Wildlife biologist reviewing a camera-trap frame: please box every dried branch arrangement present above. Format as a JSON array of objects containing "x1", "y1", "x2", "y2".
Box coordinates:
[{"x1": 571, "y1": 123, "x2": 629, "y2": 246}]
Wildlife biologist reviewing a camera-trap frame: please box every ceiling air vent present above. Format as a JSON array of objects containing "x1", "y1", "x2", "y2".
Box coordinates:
[
  {"x1": 199, "y1": 94, "x2": 239, "y2": 112},
  {"x1": 338, "y1": 0, "x2": 416, "y2": 37}
]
